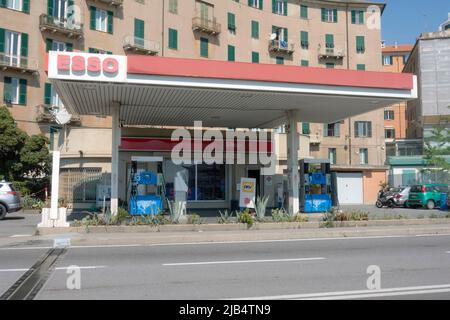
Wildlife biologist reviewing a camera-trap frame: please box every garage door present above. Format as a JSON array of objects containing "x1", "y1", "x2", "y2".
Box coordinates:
[{"x1": 336, "y1": 172, "x2": 363, "y2": 204}]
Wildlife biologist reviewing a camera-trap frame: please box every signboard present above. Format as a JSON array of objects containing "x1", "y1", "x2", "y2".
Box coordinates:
[
  {"x1": 239, "y1": 177, "x2": 256, "y2": 209},
  {"x1": 48, "y1": 51, "x2": 127, "y2": 83}
]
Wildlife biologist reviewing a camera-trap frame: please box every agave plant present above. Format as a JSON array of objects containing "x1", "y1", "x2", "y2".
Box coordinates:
[
  {"x1": 167, "y1": 200, "x2": 184, "y2": 224},
  {"x1": 255, "y1": 195, "x2": 270, "y2": 221}
]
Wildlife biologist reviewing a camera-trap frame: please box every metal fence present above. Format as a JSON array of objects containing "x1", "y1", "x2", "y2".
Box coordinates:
[
  {"x1": 59, "y1": 168, "x2": 104, "y2": 203},
  {"x1": 389, "y1": 171, "x2": 450, "y2": 188}
]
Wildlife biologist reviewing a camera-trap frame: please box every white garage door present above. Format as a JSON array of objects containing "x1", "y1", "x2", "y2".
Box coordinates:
[{"x1": 337, "y1": 172, "x2": 363, "y2": 204}]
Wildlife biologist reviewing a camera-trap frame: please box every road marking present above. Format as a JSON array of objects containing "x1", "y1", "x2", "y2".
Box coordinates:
[
  {"x1": 163, "y1": 257, "x2": 325, "y2": 266},
  {"x1": 9, "y1": 234, "x2": 33, "y2": 238},
  {"x1": 232, "y1": 284, "x2": 450, "y2": 300},
  {"x1": 0, "y1": 266, "x2": 107, "y2": 273}
]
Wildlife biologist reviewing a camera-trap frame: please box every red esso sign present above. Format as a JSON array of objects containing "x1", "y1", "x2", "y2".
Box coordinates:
[{"x1": 57, "y1": 54, "x2": 119, "y2": 76}]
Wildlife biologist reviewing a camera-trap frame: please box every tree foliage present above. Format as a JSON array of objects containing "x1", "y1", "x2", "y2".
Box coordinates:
[
  {"x1": 0, "y1": 106, "x2": 50, "y2": 182},
  {"x1": 423, "y1": 107, "x2": 450, "y2": 172}
]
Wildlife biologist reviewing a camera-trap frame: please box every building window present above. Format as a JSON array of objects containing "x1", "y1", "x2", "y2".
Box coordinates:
[
  {"x1": 90, "y1": 6, "x2": 113, "y2": 34},
  {"x1": 302, "y1": 122, "x2": 310, "y2": 135},
  {"x1": 357, "y1": 64, "x2": 365, "y2": 70},
  {"x1": 385, "y1": 128, "x2": 396, "y2": 139},
  {"x1": 301, "y1": 60, "x2": 309, "y2": 67},
  {"x1": 252, "y1": 51, "x2": 259, "y2": 63},
  {"x1": 321, "y1": 8, "x2": 338, "y2": 23},
  {"x1": 300, "y1": 31, "x2": 309, "y2": 49},
  {"x1": 44, "y1": 83, "x2": 63, "y2": 109},
  {"x1": 134, "y1": 18, "x2": 145, "y2": 47},
  {"x1": 52, "y1": 0, "x2": 67, "y2": 20},
  {"x1": 168, "y1": 28, "x2": 178, "y2": 50},
  {"x1": 356, "y1": 36, "x2": 365, "y2": 53},
  {"x1": 403, "y1": 54, "x2": 410, "y2": 64},
  {"x1": 351, "y1": 10, "x2": 364, "y2": 24},
  {"x1": 4, "y1": 0, "x2": 23, "y2": 11},
  {"x1": 249, "y1": 0, "x2": 262, "y2": 10},
  {"x1": 169, "y1": 0, "x2": 178, "y2": 14},
  {"x1": 328, "y1": 148, "x2": 337, "y2": 165},
  {"x1": 354, "y1": 121, "x2": 372, "y2": 138},
  {"x1": 227, "y1": 12, "x2": 236, "y2": 33},
  {"x1": 88, "y1": 48, "x2": 112, "y2": 54},
  {"x1": 359, "y1": 148, "x2": 368, "y2": 165},
  {"x1": 326, "y1": 62, "x2": 335, "y2": 69},
  {"x1": 164, "y1": 162, "x2": 226, "y2": 201},
  {"x1": 251, "y1": 20, "x2": 259, "y2": 39},
  {"x1": 300, "y1": 5, "x2": 308, "y2": 19},
  {"x1": 324, "y1": 122, "x2": 340, "y2": 137},
  {"x1": 3, "y1": 76, "x2": 26, "y2": 105},
  {"x1": 200, "y1": 37, "x2": 208, "y2": 57},
  {"x1": 46, "y1": 39, "x2": 72, "y2": 52},
  {"x1": 273, "y1": 0, "x2": 287, "y2": 16},
  {"x1": 227, "y1": 45, "x2": 235, "y2": 61},
  {"x1": 325, "y1": 34, "x2": 334, "y2": 49},
  {"x1": 384, "y1": 110, "x2": 394, "y2": 120},
  {"x1": 2, "y1": 29, "x2": 22, "y2": 66},
  {"x1": 276, "y1": 56, "x2": 284, "y2": 65},
  {"x1": 383, "y1": 55, "x2": 393, "y2": 65}
]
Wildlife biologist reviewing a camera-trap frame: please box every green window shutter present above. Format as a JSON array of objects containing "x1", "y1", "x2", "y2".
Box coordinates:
[
  {"x1": 227, "y1": 13, "x2": 235, "y2": 31},
  {"x1": 301, "y1": 60, "x2": 309, "y2": 67},
  {"x1": 47, "y1": 0, "x2": 54, "y2": 16},
  {"x1": 22, "y1": 0, "x2": 30, "y2": 13},
  {"x1": 248, "y1": 0, "x2": 252, "y2": 6},
  {"x1": 302, "y1": 123, "x2": 310, "y2": 135},
  {"x1": 323, "y1": 124, "x2": 329, "y2": 137},
  {"x1": 0, "y1": 0, "x2": 6, "y2": 7},
  {"x1": 368, "y1": 122, "x2": 372, "y2": 137},
  {"x1": 228, "y1": 45, "x2": 235, "y2": 61},
  {"x1": 89, "y1": 6, "x2": 96, "y2": 30},
  {"x1": 283, "y1": 28, "x2": 288, "y2": 42},
  {"x1": 326, "y1": 34, "x2": 334, "y2": 47},
  {"x1": 252, "y1": 51, "x2": 259, "y2": 63},
  {"x1": 301, "y1": 31, "x2": 308, "y2": 48},
  {"x1": 300, "y1": 5, "x2": 308, "y2": 19},
  {"x1": 335, "y1": 123, "x2": 340, "y2": 137},
  {"x1": 19, "y1": 79, "x2": 27, "y2": 105},
  {"x1": 107, "y1": 51, "x2": 113, "y2": 55},
  {"x1": 134, "y1": 19, "x2": 144, "y2": 39},
  {"x1": 259, "y1": 0, "x2": 263, "y2": 9},
  {"x1": 321, "y1": 8, "x2": 326, "y2": 22},
  {"x1": 200, "y1": 37, "x2": 208, "y2": 57},
  {"x1": 354, "y1": 122, "x2": 359, "y2": 137},
  {"x1": 272, "y1": 0, "x2": 276, "y2": 13},
  {"x1": 88, "y1": 48, "x2": 95, "y2": 53},
  {"x1": 351, "y1": 10, "x2": 356, "y2": 24},
  {"x1": 46, "y1": 39, "x2": 53, "y2": 52},
  {"x1": 356, "y1": 36, "x2": 365, "y2": 52},
  {"x1": 276, "y1": 56, "x2": 284, "y2": 65},
  {"x1": 357, "y1": 64, "x2": 365, "y2": 70},
  {"x1": 0, "y1": 28, "x2": 5, "y2": 53},
  {"x1": 359, "y1": 11, "x2": 364, "y2": 24},
  {"x1": 44, "y1": 83, "x2": 52, "y2": 105},
  {"x1": 284, "y1": 0, "x2": 287, "y2": 16},
  {"x1": 66, "y1": 43, "x2": 73, "y2": 52},
  {"x1": 3, "y1": 77, "x2": 11, "y2": 103},
  {"x1": 168, "y1": 28, "x2": 178, "y2": 49},
  {"x1": 333, "y1": 9, "x2": 338, "y2": 22},
  {"x1": 107, "y1": 11, "x2": 113, "y2": 34},
  {"x1": 20, "y1": 33, "x2": 28, "y2": 57},
  {"x1": 251, "y1": 21, "x2": 259, "y2": 39}
]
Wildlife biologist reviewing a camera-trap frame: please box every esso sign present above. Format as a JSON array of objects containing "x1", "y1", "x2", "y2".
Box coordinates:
[{"x1": 48, "y1": 51, "x2": 127, "y2": 82}]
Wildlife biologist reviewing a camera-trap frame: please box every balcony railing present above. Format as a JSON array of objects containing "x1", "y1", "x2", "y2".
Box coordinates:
[
  {"x1": 36, "y1": 105, "x2": 81, "y2": 125},
  {"x1": 0, "y1": 53, "x2": 39, "y2": 75},
  {"x1": 95, "y1": 0, "x2": 123, "y2": 6},
  {"x1": 192, "y1": 16, "x2": 221, "y2": 35},
  {"x1": 268, "y1": 40, "x2": 295, "y2": 54},
  {"x1": 39, "y1": 14, "x2": 84, "y2": 39},
  {"x1": 318, "y1": 45, "x2": 345, "y2": 59},
  {"x1": 123, "y1": 36, "x2": 160, "y2": 55}
]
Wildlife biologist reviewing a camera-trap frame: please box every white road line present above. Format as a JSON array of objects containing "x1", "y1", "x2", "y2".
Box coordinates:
[
  {"x1": 305, "y1": 288, "x2": 450, "y2": 300},
  {"x1": 446, "y1": 251, "x2": 450, "y2": 254},
  {"x1": 232, "y1": 284, "x2": 450, "y2": 300},
  {"x1": 0, "y1": 266, "x2": 107, "y2": 273},
  {"x1": 163, "y1": 257, "x2": 325, "y2": 266},
  {"x1": 9, "y1": 234, "x2": 33, "y2": 238},
  {"x1": 0, "y1": 246, "x2": 52, "y2": 251}
]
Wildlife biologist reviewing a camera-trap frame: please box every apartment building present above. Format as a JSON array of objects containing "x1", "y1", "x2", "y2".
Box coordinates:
[{"x1": 1, "y1": 0, "x2": 387, "y2": 206}]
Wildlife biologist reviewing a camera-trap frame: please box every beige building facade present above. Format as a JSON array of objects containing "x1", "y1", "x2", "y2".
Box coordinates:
[{"x1": 1, "y1": 0, "x2": 389, "y2": 206}]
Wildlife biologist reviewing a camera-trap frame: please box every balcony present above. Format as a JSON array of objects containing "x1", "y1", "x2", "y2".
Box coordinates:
[
  {"x1": 39, "y1": 14, "x2": 83, "y2": 39},
  {"x1": 123, "y1": 36, "x2": 160, "y2": 55},
  {"x1": 308, "y1": 132, "x2": 322, "y2": 144},
  {"x1": 318, "y1": 45, "x2": 345, "y2": 60},
  {"x1": 268, "y1": 40, "x2": 295, "y2": 55},
  {"x1": 94, "y1": 0, "x2": 123, "y2": 6},
  {"x1": 192, "y1": 16, "x2": 221, "y2": 35},
  {"x1": 0, "y1": 53, "x2": 39, "y2": 75},
  {"x1": 36, "y1": 105, "x2": 81, "y2": 125}
]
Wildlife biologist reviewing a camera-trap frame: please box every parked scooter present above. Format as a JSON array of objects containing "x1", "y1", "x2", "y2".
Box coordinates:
[{"x1": 375, "y1": 188, "x2": 396, "y2": 208}]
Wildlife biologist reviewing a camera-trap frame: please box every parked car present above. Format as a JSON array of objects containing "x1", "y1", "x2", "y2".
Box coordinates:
[
  {"x1": 0, "y1": 181, "x2": 22, "y2": 220},
  {"x1": 408, "y1": 184, "x2": 449, "y2": 210},
  {"x1": 391, "y1": 186, "x2": 411, "y2": 208}
]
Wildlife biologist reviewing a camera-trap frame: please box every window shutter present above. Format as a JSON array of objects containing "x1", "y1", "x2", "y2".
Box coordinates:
[
  {"x1": 47, "y1": 0, "x2": 53, "y2": 16},
  {"x1": 368, "y1": 122, "x2": 372, "y2": 137},
  {"x1": 323, "y1": 123, "x2": 329, "y2": 137},
  {"x1": 169, "y1": 28, "x2": 178, "y2": 49},
  {"x1": 326, "y1": 34, "x2": 334, "y2": 47},
  {"x1": 228, "y1": 45, "x2": 235, "y2": 61},
  {"x1": 89, "y1": 6, "x2": 96, "y2": 30},
  {"x1": 20, "y1": 33, "x2": 28, "y2": 57},
  {"x1": 44, "y1": 83, "x2": 52, "y2": 105},
  {"x1": 300, "y1": 5, "x2": 308, "y2": 19},
  {"x1": 351, "y1": 10, "x2": 356, "y2": 24},
  {"x1": 88, "y1": 48, "x2": 95, "y2": 53},
  {"x1": 66, "y1": 43, "x2": 73, "y2": 52},
  {"x1": 354, "y1": 122, "x2": 359, "y2": 137},
  {"x1": 251, "y1": 21, "x2": 259, "y2": 39},
  {"x1": 3, "y1": 77, "x2": 11, "y2": 103},
  {"x1": 321, "y1": 8, "x2": 326, "y2": 21},
  {"x1": 259, "y1": 0, "x2": 263, "y2": 10},
  {"x1": 302, "y1": 123, "x2": 310, "y2": 135},
  {"x1": 333, "y1": 9, "x2": 338, "y2": 22},
  {"x1": 107, "y1": 11, "x2": 113, "y2": 34},
  {"x1": 46, "y1": 39, "x2": 53, "y2": 52},
  {"x1": 359, "y1": 11, "x2": 364, "y2": 24},
  {"x1": 19, "y1": 79, "x2": 27, "y2": 105},
  {"x1": 0, "y1": 0, "x2": 6, "y2": 7},
  {"x1": 0, "y1": 28, "x2": 5, "y2": 53},
  {"x1": 200, "y1": 37, "x2": 208, "y2": 57},
  {"x1": 23, "y1": 0, "x2": 30, "y2": 13},
  {"x1": 248, "y1": 0, "x2": 252, "y2": 6},
  {"x1": 283, "y1": 0, "x2": 287, "y2": 16},
  {"x1": 335, "y1": 123, "x2": 340, "y2": 137},
  {"x1": 107, "y1": 51, "x2": 113, "y2": 55},
  {"x1": 272, "y1": 0, "x2": 276, "y2": 14},
  {"x1": 283, "y1": 28, "x2": 288, "y2": 42},
  {"x1": 134, "y1": 19, "x2": 144, "y2": 39},
  {"x1": 301, "y1": 60, "x2": 309, "y2": 67},
  {"x1": 252, "y1": 51, "x2": 259, "y2": 63},
  {"x1": 227, "y1": 13, "x2": 235, "y2": 30},
  {"x1": 301, "y1": 31, "x2": 308, "y2": 46}
]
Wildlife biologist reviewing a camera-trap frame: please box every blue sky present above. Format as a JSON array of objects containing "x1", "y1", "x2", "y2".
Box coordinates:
[{"x1": 381, "y1": 0, "x2": 450, "y2": 45}]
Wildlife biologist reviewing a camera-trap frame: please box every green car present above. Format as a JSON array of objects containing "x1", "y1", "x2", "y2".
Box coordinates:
[{"x1": 408, "y1": 184, "x2": 449, "y2": 209}]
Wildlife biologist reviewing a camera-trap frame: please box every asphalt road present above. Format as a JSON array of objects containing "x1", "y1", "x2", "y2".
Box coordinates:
[
  {"x1": 0, "y1": 234, "x2": 448, "y2": 300},
  {"x1": 0, "y1": 212, "x2": 40, "y2": 238}
]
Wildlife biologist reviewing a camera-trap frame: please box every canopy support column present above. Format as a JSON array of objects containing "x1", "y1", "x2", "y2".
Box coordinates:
[
  {"x1": 287, "y1": 111, "x2": 300, "y2": 215},
  {"x1": 111, "y1": 102, "x2": 121, "y2": 216}
]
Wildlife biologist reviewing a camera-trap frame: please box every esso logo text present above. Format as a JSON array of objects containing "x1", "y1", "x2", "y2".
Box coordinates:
[{"x1": 57, "y1": 54, "x2": 119, "y2": 77}]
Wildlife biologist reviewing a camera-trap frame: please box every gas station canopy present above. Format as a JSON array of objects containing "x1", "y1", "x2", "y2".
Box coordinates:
[{"x1": 47, "y1": 52, "x2": 417, "y2": 128}]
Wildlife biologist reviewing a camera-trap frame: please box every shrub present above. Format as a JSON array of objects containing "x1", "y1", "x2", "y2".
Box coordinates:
[
  {"x1": 255, "y1": 196, "x2": 270, "y2": 221},
  {"x1": 117, "y1": 207, "x2": 130, "y2": 224},
  {"x1": 292, "y1": 214, "x2": 309, "y2": 223},
  {"x1": 320, "y1": 212, "x2": 336, "y2": 228},
  {"x1": 218, "y1": 210, "x2": 235, "y2": 224},
  {"x1": 187, "y1": 213, "x2": 203, "y2": 225},
  {"x1": 271, "y1": 208, "x2": 291, "y2": 222},
  {"x1": 237, "y1": 209, "x2": 254, "y2": 228}
]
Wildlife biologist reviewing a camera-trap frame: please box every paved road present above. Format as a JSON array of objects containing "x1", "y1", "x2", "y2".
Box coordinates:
[
  {"x1": 0, "y1": 234, "x2": 447, "y2": 300},
  {"x1": 0, "y1": 212, "x2": 40, "y2": 238}
]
